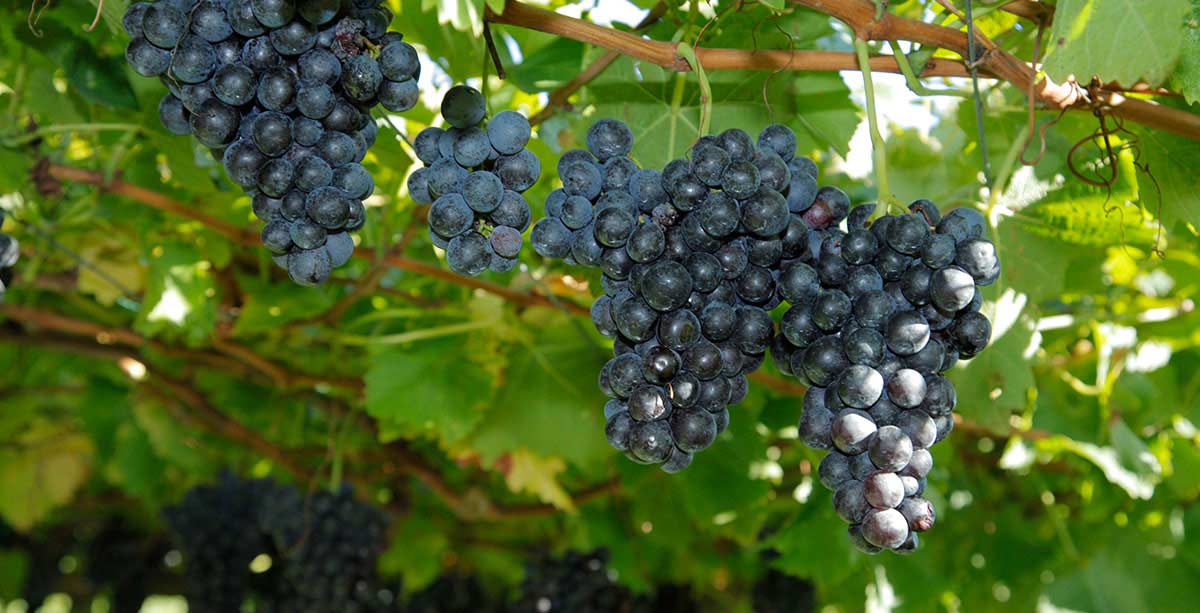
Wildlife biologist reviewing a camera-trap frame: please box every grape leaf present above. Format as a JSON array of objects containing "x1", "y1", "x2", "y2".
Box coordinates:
[
  {"x1": 1045, "y1": 0, "x2": 1191, "y2": 87},
  {"x1": 468, "y1": 314, "x2": 611, "y2": 468},
  {"x1": 501, "y1": 448, "x2": 575, "y2": 511},
  {"x1": 950, "y1": 293, "x2": 1039, "y2": 432},
  {"x1": 585, "y1": 57, "x2": 858, "y2": 168},
  {"x1": 1169, "y1": 1, "x2": 1200, "y2": 103},
  {"x1": 232, "y1": 273, "x2": 334, "y2": 335},
  {"x1": 0, "y1": 428, "x2": 93, "y2": 531},
  {"x1": 1140, "y1": 124, "x2": 1200, "y2": 228},
  {"x1": 14, "y1": 21, "x2": 138, "y2": 109},
  {"x1": 365, "y1": 337, "x2": 492, "y2": 446}
]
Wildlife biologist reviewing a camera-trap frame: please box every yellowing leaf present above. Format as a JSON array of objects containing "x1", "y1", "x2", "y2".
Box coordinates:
[
  {"x1": 77, "y1": 239, "x2": 145, "y2": 306},
  {"x1": 502, "y1": 449, "x2": 575, "y2": 512},
  {"x1": 0, "y1": 430, "x2": 93, "y2": 531}
]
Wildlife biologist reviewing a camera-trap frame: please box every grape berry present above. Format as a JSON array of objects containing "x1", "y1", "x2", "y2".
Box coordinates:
[{"x1": 0, "y1": 208, "x2": 18, "y2": 300}]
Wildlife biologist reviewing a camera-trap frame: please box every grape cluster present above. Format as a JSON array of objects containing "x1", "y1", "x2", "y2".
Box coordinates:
[
  {"x1": 510, "y1": 549, "x2": 632, "y2": 613},
  {"x1": 84, "y1": 519, "x2": 170, "y2": 613},
  {"x1": 164, "y1": 473, "x2": 394, "y2": 611},
  {"x1": 777, "y1": 201, "x2": 1000, "y2": 553},
  {"x1": 406, "y1": 574, "x2": 500, "y2": 613},
  {"x1": 416, "y1": 85, "x2": 538, "y2": 275},
  {"x1": 122, "y1": 0, "x2": 421, "y2": 285},
  {"x1": 257, "y1": 482, "x2": 391, "y2": 612},
  {"x1": 163, "y1": 472, "x2": 268, "y2": 612},
  {"x1": 752, "y1": 569, "x2": 816, "y2": 613},
  {"x1": 536, "y1": 120, "x2": 826, "y2": 472},
  {"x1": 0, "y1": 209, "x2": 18, "y2": 300}
]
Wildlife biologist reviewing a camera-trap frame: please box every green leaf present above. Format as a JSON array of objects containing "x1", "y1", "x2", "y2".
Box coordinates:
[
  {"x1": 950, "y1": 293, "x2": 1039, "y2": 432},
  {"x1": 1045, "y1": 0, "x2": 1192, "y2": 87},
  {"x1": 586, "y1": 57, "x2": 858, "y2": 168},
  {"x1": 468, "y1": 313, "x2": 610, "y2": 468},
  {"x1": 135, "y1": 242, "x2": 219, "y2": 344},
  {"x1": 15, "y1": 21, "x2": 138, "y2": 109},
  {"x1": 506, "y1": 37, "x2": 587, "y2": 94},
  {"x1": 0, "y1": 428, "x2": 93, "y2": 531},
  {"x1": 767, "y1": 496, "x2": 860, "y2": 584},
  {"x1": 378, "y1": 511, "x2": 450, "y2": 590},
  {"x1": 0, "y1": 550, "x2": 28, "y2": 600},
  {"x1": 1039, "y1": 421, "x2": 1163, "y2": 499},
  {"x1": 365, "y1": 337, "x2": 493, "y2": 445},
  {"x1": 1169, "y1": 1, "x2": 1200, "y2": 103},
  {"x1": 233, "y1": 273, "x2": 335, "y2": 335},
  {"x1": 1140, "y1": 124, "x2": 1200, "y2": 228}
]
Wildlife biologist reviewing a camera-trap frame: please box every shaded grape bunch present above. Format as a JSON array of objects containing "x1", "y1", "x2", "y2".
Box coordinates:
[
  {"x1": 405, "y1": 573, "x2": 501, "y2": 613},
  {"x1": 0, "y1": 208, "x2": 19, "y2": 300},
  {"x1": 84, "y1": 519, "x2": 170, "y2": 613},
  {"x1": 752, "y1": 569, "x2": 816, "y2": 613},
  {"x1": 123, "y1": 0, "x2": 421, "y2": 285},
  {"x1": 540, "y1": 121, "x2": 822, "y2": 471},
  {"x1": 780, "y1": 201, "x2": 1000, "y2": 553},
  {"x1": 416, "y1": 85, "x2": 537, "y2": 275},
  {"x1": 510, "y1": 549, "x2": 633, "y2": 613},
  {"x1": 256, "y1": 482, "x2": 391, "y2": 612},
  {"x1": 162, "y1": 471, "x2": 269, "y2": 613}
]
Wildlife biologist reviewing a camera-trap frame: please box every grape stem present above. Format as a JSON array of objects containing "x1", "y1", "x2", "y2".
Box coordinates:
[
  {"x1": 676, "y1": 43, "x2": 712, "y2": 138},
  {"x1": 889, "y1": 40, "x2": 969, "y2": 98},
  {"x1": 854, "y1": 38, "x2": 900, "y2": 218},
  {"x1": 1, "y1": 123, "x2": 144, "y2": 147}
]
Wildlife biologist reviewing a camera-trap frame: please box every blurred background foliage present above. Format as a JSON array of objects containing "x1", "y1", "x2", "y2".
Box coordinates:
[{"x1": 0, "y1": 0, "x2": 1198, "y2": 611}]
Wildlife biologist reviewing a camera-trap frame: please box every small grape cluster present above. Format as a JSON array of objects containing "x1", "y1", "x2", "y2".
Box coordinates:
[
  {"x1": 162, "y1": 472, "x2": 268, "y2": 612},
  {"x1": 776, "y1": 201, "x2": 1000, "y2": 553},
  {"x1": 535, "y1": 120, "x2": 831, "y2": 472},
  {"x1": 0, "y1": 210, "x2": 17, "y2": 300},
  {"x1": 122, "y1": 0, "x2": 421, "y2": 285},
  {"x1": 417, "y1": 85, "x2": 539, "y2": 275},
  {"x1": 257, "y1": 482, "x2": 391, "y2": 612}
]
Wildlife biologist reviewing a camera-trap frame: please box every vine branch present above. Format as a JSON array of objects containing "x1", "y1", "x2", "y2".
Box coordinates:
[{"x1": 485, "y1": 0, "x2": 1200, "y2": 141}]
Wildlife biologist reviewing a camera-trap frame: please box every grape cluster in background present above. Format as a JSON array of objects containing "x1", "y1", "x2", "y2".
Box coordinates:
[
  {"x1": 0, "y1": 209, "x2": 17, "y2": 300},
  {"x1": 163, "y1": 473, "x2": 395, "y2": 612},
  {"x1": 417, "y1": 84, "x2": 539, "y2": 276},
  {"x1": 122, "y1": 0, "x2": 421, "y2": 285}
]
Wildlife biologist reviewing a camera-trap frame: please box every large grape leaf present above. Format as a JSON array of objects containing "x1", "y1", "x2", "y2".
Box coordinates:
[
  {"x1": 1045, "y1": 0, "x2": 1192, "y2": 87},
  {"x1": 585, "y1": 56, "x2": 858, "y2": 168},
  {"x1": 1045, "y1": 529, "x2": 1200, "y2": 612},
  {"x1": 1169, "y1": 1, "x2": 1200, "y2": 103},
  {"x1": 1140, "y1": 124, "x2": 1200, "y2": 228},
  {"x1": 365, "y1": 336, "x2": 494, "y2": 446},
  {"x1": 14, "y1": 21, "x2": 138, "y2": 109},
  {"x1": 950, "y1": 293, "x2": 1039, "y2": 432},
  {"x1": 0, "y1": 427, "x2": 93, "y2": 531},
  {"x1": 467, "y1": 313, "x2": 611, "y2": 468}
]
